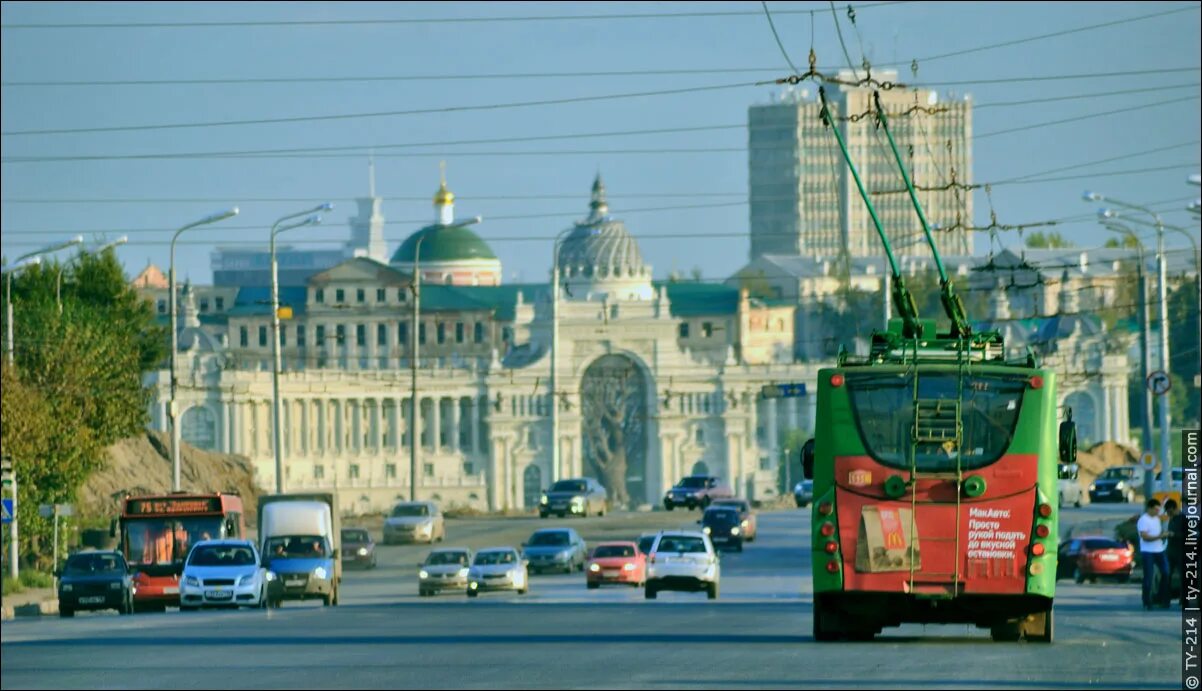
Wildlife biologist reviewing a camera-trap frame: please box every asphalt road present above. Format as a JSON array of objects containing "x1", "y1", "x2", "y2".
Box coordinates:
[{"x1": 0, "y1": 503, "x2": 1182, "y2": 690}]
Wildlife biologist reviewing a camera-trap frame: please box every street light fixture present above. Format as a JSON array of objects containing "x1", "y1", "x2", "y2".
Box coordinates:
[
  {"x1": 56, "y1": 236, "x2": 128, "y2": 314},
  {"x1": 270, "y1": 207, "x2": 329, "y2": 494},
  {"x1": 170, "y1": 208, "x2": 239, "y2": 492},
  {"x1": 5, "y1": 235, "x2": 83, "y2": 364}
]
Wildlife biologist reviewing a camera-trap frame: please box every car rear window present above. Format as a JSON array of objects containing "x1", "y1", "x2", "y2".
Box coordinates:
[
  {"x1": 342, "y1": 530, "x2": 369, "y2": 543},
  {"x1": 593, "y1": 545, "x2": 635, "y2": 558},
  {"x1": 655, "y1": 536, "x2": 707, "y2": 554},
  {"x1": 637, "y1": 537, "x2": 656, "y2": 554},
  {"x1": 1083, "y1": 539, "x2": 1126, "y2": 550},
  {"x1": 65, "y1": 553, "x2": 123, "y2": 574}
]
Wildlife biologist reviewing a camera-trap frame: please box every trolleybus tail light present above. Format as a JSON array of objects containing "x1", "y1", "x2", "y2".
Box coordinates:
[
  {"x1": 1035, "y1": 524, "x2": 1050, "y2": 538},
  {"x1": 820, "y1": 523, "x2": 836, "y2": 537},
  {"x1": 1029, "y1": 562, "x2": 1044, "y2": 576},
  {"x1": 824, "y1": 540, "x2": 839, "y2": 554},
  {"x1": 825, "y1": 560, "x2": 840, "y2": 574},
  {"x1": 1029, "y1": 375, "x2": 1044, "y2": 389},
  {"x1": 1031, "y1": 543, "x2": 1046, "y2": 556},
  {"x1": 818, "y1": 501, "x2": 833, "y2": 516},
  {"x1": 1037, "y1": 503, "x2": 1052, "y2": 518},
  {"x1": 830, "y1": 373, "x2": 845, "y2": 388}
]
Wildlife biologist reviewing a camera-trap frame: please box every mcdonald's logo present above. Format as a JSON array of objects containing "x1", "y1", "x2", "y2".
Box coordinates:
[
  {"x1": 848, "y1": 469, "x2": 872, "y2": 487},
  {"x1": 885, "y1": 531, "x2": 907, "y2": 550}
]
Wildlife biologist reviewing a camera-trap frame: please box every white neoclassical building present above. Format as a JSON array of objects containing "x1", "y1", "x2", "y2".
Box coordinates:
[{"x1": 146, "y1": 176, "x2": 815, "y2": 514}]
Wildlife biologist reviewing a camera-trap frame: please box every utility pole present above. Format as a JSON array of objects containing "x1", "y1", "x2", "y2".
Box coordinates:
[{"x1": 410, "y1": 234, "x2": 425, "y2": 503}]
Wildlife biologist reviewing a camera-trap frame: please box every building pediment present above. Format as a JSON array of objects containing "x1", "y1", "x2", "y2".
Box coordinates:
[{"x1": 309, "y1": 257, "x2": 410, "y2": 286}]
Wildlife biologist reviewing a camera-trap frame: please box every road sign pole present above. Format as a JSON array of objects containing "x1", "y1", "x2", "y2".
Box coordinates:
[
  {"x1": 52, "y1": 505, "x2": 59, "y2": 591},
  {"x1": 9, "y1": 470, "x2": 17, "y2": 581}
]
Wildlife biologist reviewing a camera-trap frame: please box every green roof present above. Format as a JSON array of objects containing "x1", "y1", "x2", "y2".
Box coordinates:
[
  {"x1": 391, "y1": 224, "x2": 497, "y2": 264},
  {"x1": 654, "y1": 281, "x2": 740, "y2": 316}
]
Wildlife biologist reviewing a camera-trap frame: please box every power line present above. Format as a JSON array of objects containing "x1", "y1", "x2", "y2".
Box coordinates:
[
  {"x1": 975, "y1": 82, "x2": 1201, "y2": 110},
  {"x1": 911, "y1": 66, "x2": 1201, "y2": 88},
  {"x1": 760, "y1": 2, "x2": 803, "y2": 76},
  {"x1": 976, "y1": 95, "x2": 1201, "y2": 140},
  {"x1": 0, "y1": 2, "x2": 910, "y2": 30}
]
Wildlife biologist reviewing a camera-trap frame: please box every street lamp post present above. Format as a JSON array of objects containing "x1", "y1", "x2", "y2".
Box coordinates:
[
  {"x1": 56, "y1": 236, "x2": 128, "y2": 314},
  {"x1": 549, "y1": 226, "x2": 579, "y2": 486},
  {"x1": 1087, "y1": 191, "x2": 1174, "y2": 492},
  {"x1": 5, "y1": 236, "x2": 82, "y2": 364},
  {"x1": 270, "y1": 207, "x2": 328, "y2": 495},
  {"x1": 1101, "y1": 211, "x2": 1200, "y2": 334},
  {"x1": 408, "y1": 216, "x2": 481, "y2": 502},
  {"x1": 170, "y1": 209, "x2": 239, "y2": 492}
]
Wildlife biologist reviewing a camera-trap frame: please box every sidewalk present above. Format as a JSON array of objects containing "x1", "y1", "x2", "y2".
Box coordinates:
[{"x1": 0, "y1": 587, "x2": 57, "y2": 620}]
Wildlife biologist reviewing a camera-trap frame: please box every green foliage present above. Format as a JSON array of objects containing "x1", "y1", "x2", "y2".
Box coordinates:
[
  {"x1": 1104, "y1": 235, "x2": 1141, "y2": 249},
  {"x1": 1168, "y1": 277, "x2": 1200, "y2": 426},
  {"x1": 1025, "y1": 231, "x2": 1074, "y2": 249},
  {"x1": 2, "y1": 577, "x2": 22, "y2": 596},
  {"x1": 21, "y1": 570, "x2": 53, "y2": 589}
]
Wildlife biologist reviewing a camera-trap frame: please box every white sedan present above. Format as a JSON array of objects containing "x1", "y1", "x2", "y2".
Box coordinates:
[
  {"x1": 180, "y1": 540, "x2": 267, "y2": 610},
  {"x1": 466, "y1": 547, "x2": 528, "y2": 598}
]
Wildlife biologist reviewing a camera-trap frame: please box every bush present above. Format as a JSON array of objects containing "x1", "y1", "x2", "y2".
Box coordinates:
[
  {"x1": 2, "y1": 577, "x2": 23, "y2": 596},
  {"x1": 20, "y1": 570, "x2": 54, "y2": 589}
]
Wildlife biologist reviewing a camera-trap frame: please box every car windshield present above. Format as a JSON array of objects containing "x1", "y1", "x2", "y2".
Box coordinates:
[
  {"x1": 593, "y1": 545, "x2": 635, "y2": 559},
  {"x1": 656, "y1": 536, "x2": 707, "y2": 554},
  {"x1": 188, "y1": 544, "x2": 256, "y2": 567},
  {"x1": 713, "y1": 500, "x2": 747, "y2": 512},
  {"x1": 1083, "y1": 539, "x2": 1126, "y2": 550},
  {"x1": 264, "y1": 536, "x2": 329, "y2": 558},
  {"x1": 678, "y1": 477, "x2": 708, "y2": 489},
  {"x1": 122, "y1": 517, "x2": 224, "y2": 568},
  {"x1": 65, "y1": 553, "x2": 123, "y2": 574},
  {"x1": 341, "y1": 530, "x2": 369, "y2": 543},
  {"x1": 845, "y1": 371, "x2": 1028, "y2": 472},
  {"x1": 550, "y1": 480, "x2": 587, "y2": 493},
  {"x1": 1100, "y1": 468, "x2": 1137, "y2": 480},
  {"x1": 426, "y1": 551, "x2": 469, "y2": 566},
  {"x1": 637, "y1": 537, "x2": 656, "y2": 554},
  {"x1": 474, "y1": 551, "x2": 516, "y2": 565},
  {"x1": 391, "y1": 504, "x2": 429, "y2": 517},
  {"x1": 704, "y1": 510, "x2": 740, "y2": 525},
  {"x1": 528, "y1": 531, "x2": 570, "y2": 546}
]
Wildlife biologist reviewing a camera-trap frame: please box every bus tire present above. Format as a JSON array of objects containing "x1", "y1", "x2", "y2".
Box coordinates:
[
  {"x1": 813, "y1": 600, "x2": 839, "y2": 642},
  {"x1": 990, "y1": 620, "x2": 1021, "y2": 642}
]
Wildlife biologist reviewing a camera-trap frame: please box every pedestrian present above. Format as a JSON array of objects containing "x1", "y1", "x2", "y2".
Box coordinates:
[
  {"x1": 1164, "y1": 498, "x2": 1185, "y2": 606},
  {"x1": 1137, "y1": 498, "x2": 1170, "y2": 610}
]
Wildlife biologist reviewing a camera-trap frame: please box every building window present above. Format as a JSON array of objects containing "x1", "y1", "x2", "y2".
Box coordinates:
[
  {"x1": 335, "y1": 288, "x2": 345, "y2": 303},
  {"x1": 215, "y1": 297, "x2": 225, "y2": 311},
  {"x1": 759, "y1": 455, "x2": 772, "y2": 471},
  {"x1": 455, "y1": 322, "x2": 465, "y2": 344},
  {"x1": 335, "y1": 324, "x2": 346, "y2": 345},
  {"x1": 315, "y1": 289, "x2": 325, "y2": 304},
  {"x1": 397, "y1": 288, "x2": 407, "y2": 302},
  {"x1": 377, "y1": 288, "x2": 386, "y2": 303},
  {"x1": 419, "y1": 323, "x2": 427, "y2": 345},
  {"x1": 258, "y1": 326, "x2": 268, "y2": 347},
  {"x1": 474, "y1": 322, "x2": 485, "y2": 343},
  {"x1": 349, "y1": 464, "x2": 360, "y2": 480},
  {"x1": 702, "y1": 322, "x2": 714, "y2": 338},
  {"x1": 527, "y1": 427, "x2": 537, "y2": 449},
  {"x1": 280, "y1": 325, "x2": 286, "y2": 347},
  {"x1": 377, "y1": 323, "x2": 388, "y2": 346},
  {"x1": 695, "y1": 427, "x2": 705, "y2": 445},
  {"x1": 157, "y1": 300, "x2": 167, "y2": 314},
  {"x1": 296, "y1": 325, "x2": 306, "y2": 348},
  {"x1": 356, "y1": 324, "x2": 366, "y2": 347},
  {"x1": 424, "y1": 463, "x2": 435, "y2": 478},
  {"x1": 398, "y1": 322, "x2": 408, "y2": 345},
  {"x1": 386, "y1": 464, "x2": 397, "y2": 479},
  {"x1": 315, "y1": 325, "x2": 326, "y2": 347},
  {"x1": 200, "y1": 298, "x2": 209, "y2": 312},
  {"x1": 239, "y1": 326, "x2": 248, "y2": 347},
  {"x1": 314, "y1": 465, "x2": 325, "y2": 480},
  {"x1": 437, "y1": 323, "x2": 446, "y2": 344},
  {"x1": 356, "y1": 288, "x2": 365, "y2": 303},
  {"x1": 502, "y1": 327, "x2": 513, "y2": 343},
  {"x1": 463, "y1": 462, "x2": 474, "y2": 475},
  {"x1": 679, "y1": 322, "x2": 690, "y2": 339}
]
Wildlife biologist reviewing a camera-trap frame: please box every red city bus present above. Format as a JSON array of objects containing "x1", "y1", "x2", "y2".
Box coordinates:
[{"x1": 116, "y1": 493, "x2": 245, "y2": 611}]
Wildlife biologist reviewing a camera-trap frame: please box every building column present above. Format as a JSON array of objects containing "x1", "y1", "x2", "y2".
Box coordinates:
[
  {"x1": 1101, "y1": 385, "x2": 1113, "y2": 442},
  {"x1": 365, "y1": 323, "x2": 378, "y2": 370},
  {"x1": 376, "y1": 398, "x2": 386, "y2": 455},
  {"x1": 489, "y1": 435, "x2": 504, "y2": 511},
  {"x1": 432, "y1": 397, "x2": 442, "y2": 454},
  {"x1": 469, "y1": 398, "x2": 480, "y2": 455},
  {"x1": 450, "y1": 398, "x2": 461, "y2": 454},
  {"x1": 222, "y1": 400, "x2": 233, "y2": 454}
]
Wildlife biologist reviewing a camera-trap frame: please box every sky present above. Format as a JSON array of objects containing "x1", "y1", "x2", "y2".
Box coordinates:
[{"x1": 1, "y1": 1, "x2": 1199, "y2": 286}]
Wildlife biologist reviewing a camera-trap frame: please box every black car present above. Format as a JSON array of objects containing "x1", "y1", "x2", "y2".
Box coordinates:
[
  {"x1": 57, "y1": 550, "x2": 134, "y2": 617},
  {"x1": 699, "y1": 507, "x2": 744, "y2": 552},
  {"x1": 341, "y1": 528, "x2": 377, "y2": 569}
]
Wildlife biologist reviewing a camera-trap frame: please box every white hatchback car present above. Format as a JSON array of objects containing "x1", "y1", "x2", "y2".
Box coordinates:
[
  {"x1": 644, "y1": 531, "x2": 721, "y2": 600},
  {"x1": 180, "y1": 540, "x2": 267, "y2": 610}
]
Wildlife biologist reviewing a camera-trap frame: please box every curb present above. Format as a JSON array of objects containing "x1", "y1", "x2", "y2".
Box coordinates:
[{"x1": 1, "y1": 599, "x2": 58, "y2": 620}]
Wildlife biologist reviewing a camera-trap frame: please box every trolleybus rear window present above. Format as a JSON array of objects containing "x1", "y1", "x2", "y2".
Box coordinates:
[{"x1": 844, "y1": 372, "x2": 1028, "y2": 472}]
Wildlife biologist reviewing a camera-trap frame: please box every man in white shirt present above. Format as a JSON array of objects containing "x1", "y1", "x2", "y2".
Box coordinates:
[{"x1": 1136, "y1": 498, "x2": 1169, "y2": 611}]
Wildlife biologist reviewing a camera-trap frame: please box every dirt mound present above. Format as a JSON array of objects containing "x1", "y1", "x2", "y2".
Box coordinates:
[
  {"x1": 1075, "y1": 440, "x2": 1140, "y2": 487},
  {"x1": 79, "y1": 430, "x2": 260, "y2": 522}
]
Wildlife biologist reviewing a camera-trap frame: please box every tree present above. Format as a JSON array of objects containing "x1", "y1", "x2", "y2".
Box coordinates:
[
  {"x1": 1105, "y1": 235, "x2": 1141, "y2": 249},
  {"x1": 1168, "y1": 276, "x2": 1201, "y2": 426},
  {"x1": 1025, "y1": 231, "x2": 1074, "y2": 249},
  {"x1": 580, "y1": 355, "x2": 646, "y2": 508}
]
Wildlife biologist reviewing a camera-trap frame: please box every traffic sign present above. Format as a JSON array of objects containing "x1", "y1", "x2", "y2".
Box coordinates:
[
  {"x1": 1, "y1": 498, "x2": 12, "y2": 524},
  {"x1": 762, "y1": 382, "x2": 807, "y2": 399},
  {"x1": 1138, "y1": 452, "x2": 1157, "y2": 470},
  {"x1": 1147, "y1": 371, "x2": 1172, "y2": 396}
]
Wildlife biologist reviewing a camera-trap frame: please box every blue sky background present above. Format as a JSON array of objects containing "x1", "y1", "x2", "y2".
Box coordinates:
[{"x1": 1, "y1": 1, "x2": 1199, "y2": 285}]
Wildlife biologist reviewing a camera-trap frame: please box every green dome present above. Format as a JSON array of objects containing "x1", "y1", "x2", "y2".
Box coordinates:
[{"x1": 390, "y1": 224, "x2": 497, "y2": 264}]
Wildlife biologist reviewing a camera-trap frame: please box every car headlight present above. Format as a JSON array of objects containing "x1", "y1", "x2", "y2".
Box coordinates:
[
  {"x1": 313, "y1": 566, "x2": 328, "y2": 580},
  {"x1": 622, "y1": 563, "x2": 636, "y2": 571},
  {"x1": 266, "y1": 571, "x2": 277, "y2": 582},
  {"x1": 571, "y1": 496, "x2": 585, "y2": 505},
  {"x1": 237, "y1": 574, "x2": 255, "y2": 587},
  {"x1": 540, "y1": 495, "x2": 549, "y2": 505},
  {"x1": 589, "y1": 563, "x2": 601, "y2": 572},
  {"x1": 1115, "y1": 481, "x2": 1125, "y2": 489},
  {"x1": 741, "y1": 520, "x2": 749, "y2": 528},
  {"x1": 358, "y1": 547, "x2": 368, "y2": 556},
  {"x1": 184, "y1": 576, "x2": 200, "y2": 587},
  {"x1": 1089, "y1": 483, "x2": 1097, "y2": 491},
  {"x1": 731, "y1": 527, "x2": 740, "y2": 536},
  {"x1": 419, "y1": 570, "x2": 430, "y2": 579},
  {"x1": 61, "y1": 584, "x2": 73, "y2": 592},
  {"x1": 703, "y1": 526, "x2": 712, "y2": 535},
  {"x1": 458, "y1": 567, "x2": 470, "y2": 578},
  {"x1": 469, "y1": 581, "x2": 479, "y2": 590}
]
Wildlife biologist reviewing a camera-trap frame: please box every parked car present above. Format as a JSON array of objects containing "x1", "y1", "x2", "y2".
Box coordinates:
[
  {"x1": 57, "y1": 550, "x2": 134, "y2": 617},
  {"x1": 383, "y1": 501, "x2": 446, "y2": 544},
  {"x1": 1058, "y1": 463, "x2": 1085, "y2": 508},
  {"x1": 1089, "y1": 466, "x2": 1142, "y2": 503},
  {"x1": 663, "y1": 476, "x2": 734, "y2": 511},
  {"x1": 521, "y1": 528, "x2": 587, "y2": 574},
  {"x1": 587, "y1": 542, "x2": 646, "y2": 589},
  {"x1": 793, "y1": 479, "x2": 814, "y2": 508},
  {"x1": 1056, "y1": 536, "x2": 1134, "y2": 584},
  {"x1": 539, "y1": 478, "x2": 608, "y2": 518},
  {"x1": 711, "y1": 498, "x2": 757, "y2": 541},
  {"x1": 180, "y1": 540, "x2": 267, "y2": 610},
  {"x1": 636, "y1": 533, "x2": 658, "y2": 557},
  {"x1": 699, "y1": 506, "x2": 744, "y2": 552},
  {"x1": 644, "y1": 531, "x2": 721, "y2": 600},
  {"x1": 467, "y1": 547, "x2": 528, "y2": 597},
  {"x1": 418, "y1": 548, "x2": 472, "y2": 597},
  {"x1": 340, "y1": 528, "x2": 377, "y2": 569}
]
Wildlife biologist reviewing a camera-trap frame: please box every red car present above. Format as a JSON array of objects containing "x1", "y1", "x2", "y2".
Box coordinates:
[
  {"x1": 586, "y1": 542, "x2": 646, "y2": 589},
  {"x1": 1056, "y1": 536, "x2": 1134, "y2": 584}
]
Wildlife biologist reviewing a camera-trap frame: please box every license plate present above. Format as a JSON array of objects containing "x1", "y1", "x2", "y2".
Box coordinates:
[
  {"x1": 163, "y1": 587, "x2": 179, "y2": 595},
  {"x1": 604, "y1": 572, "x2": 620, "y2": 579},
  {"x1": 285, "y1": 579, "x2": 305, "y2": 587},
  {"x1": 206, "y1": 589, "x2": 233, "y2": 600},
  {"x1": 79, "y1": 596, "x2": 106, "y2": 604},
  {"x1": 667, "y1": 557, "x2": 690, "y2": 564},
  {"x1": 1099, "y1": 554, "x2": 1119, "y2": 561}
]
